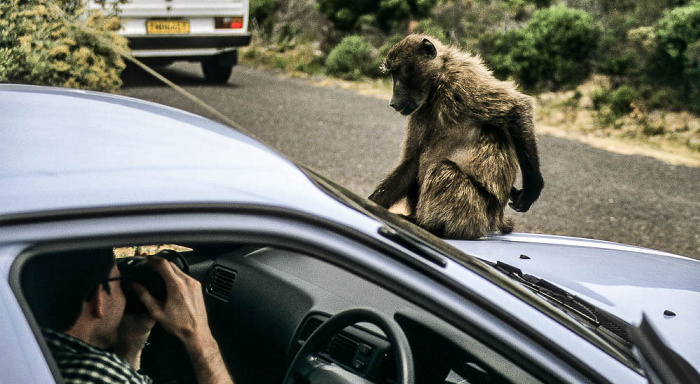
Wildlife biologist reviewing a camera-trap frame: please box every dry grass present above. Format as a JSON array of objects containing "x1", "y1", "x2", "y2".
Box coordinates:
[
  {"x1": 113, "y1": 244, "x2": 191, "y2": 258},
  {"x1": 535, "y1": 76, "x2": 700, "y2": 167},
  {"x1": 314, "y1": 74, "x2": 700, "y2": 167},
  {"x1": 240, "y1": 43, "x2": 700, "y2": 167}
]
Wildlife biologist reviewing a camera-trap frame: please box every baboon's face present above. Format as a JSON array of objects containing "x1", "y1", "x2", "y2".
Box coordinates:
[{"x1": 384, "y1": 36, "x2": 438, "y2": 116}]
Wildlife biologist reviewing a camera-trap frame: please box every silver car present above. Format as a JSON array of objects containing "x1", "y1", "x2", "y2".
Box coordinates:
[{"x1": 1, "y1": 84, "x2": 699, "y2": 384}]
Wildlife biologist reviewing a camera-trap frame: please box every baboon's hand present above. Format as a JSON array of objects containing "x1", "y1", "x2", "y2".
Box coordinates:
[
  {"x1": 369, "y1": 188, "x2": 389, "y2": 207},
  {"x1": 509, "y1": 187, "x2": 531, "y2": 212}
]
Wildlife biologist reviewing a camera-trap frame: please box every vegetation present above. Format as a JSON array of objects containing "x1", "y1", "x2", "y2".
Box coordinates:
[
  {"x1": 482, "y1": 5, "x2": 602, "y2": 91},
  {"x1": 316, "y1": 0, "x2": 439, "y2": 32},
  {"x1": 325, "y1": 35, "x2": 374, "y2": 80},
  {"x1": 0, "y1": 0, "x2": 129, "y2": 92},
  {"x1": 655, "y1": 1, "x2": 700, "y2": 111},
  {"x1": 250, "y1": 0, "x2": 282, "y2": 36},
  {"x1": 1, "y1": 0, "x2": 697, "y2": 158},
  {"x1": 243, "y1": 0, "x2": 699, "y2": 158}
]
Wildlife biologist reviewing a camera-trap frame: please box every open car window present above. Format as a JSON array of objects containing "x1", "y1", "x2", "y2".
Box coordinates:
[{"x1": 15, "y1": 238, "x2": 557, "y2": 384}]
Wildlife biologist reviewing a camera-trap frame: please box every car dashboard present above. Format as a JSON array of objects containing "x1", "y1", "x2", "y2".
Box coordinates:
[{"x1": 161, "y1": 244, "x2": 535, "y2": 384}]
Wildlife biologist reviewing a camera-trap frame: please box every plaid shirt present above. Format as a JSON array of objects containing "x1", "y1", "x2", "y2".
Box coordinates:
[{"x1": 42, "y1": 328, "x2": 153, "y2": 384}]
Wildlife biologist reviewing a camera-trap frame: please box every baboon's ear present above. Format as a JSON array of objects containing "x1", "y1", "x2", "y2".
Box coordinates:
[{"x1": 421, "y1": 38, "x2": 437, "y2": 59}]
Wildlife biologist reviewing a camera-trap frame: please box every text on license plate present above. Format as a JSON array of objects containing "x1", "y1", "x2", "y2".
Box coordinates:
[{"x1": 146, "y1": 20, "x2": 190, "y2": 34}]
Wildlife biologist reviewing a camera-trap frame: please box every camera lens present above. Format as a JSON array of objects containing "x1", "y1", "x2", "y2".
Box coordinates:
[{"x1": 117, "y1": 250, "x2": 188, "y2": 314}]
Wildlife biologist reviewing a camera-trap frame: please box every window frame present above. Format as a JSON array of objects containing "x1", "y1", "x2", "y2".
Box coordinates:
[{"x1": 3, "y1": 207, "x2": 642, "y2": 384}]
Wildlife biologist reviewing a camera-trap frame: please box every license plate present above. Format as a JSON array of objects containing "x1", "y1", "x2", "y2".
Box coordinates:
[{"x1": 146, "y1": 20, "x2": 189, "y2": 35}]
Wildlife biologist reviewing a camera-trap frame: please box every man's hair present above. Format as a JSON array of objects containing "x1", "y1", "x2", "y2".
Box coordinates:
[{"x1": 21, "y1": 248, "x2": 115, "y2": 332}]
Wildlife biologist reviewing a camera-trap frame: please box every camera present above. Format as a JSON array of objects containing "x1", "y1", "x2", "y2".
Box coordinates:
[{"x1": 117, "y1": 249, "x2": 189, "y2": 314}]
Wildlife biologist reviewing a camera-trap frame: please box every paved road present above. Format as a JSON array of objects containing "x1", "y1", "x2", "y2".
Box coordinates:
[{"x1": 120, "y1": 63, "x2": 700, "y2": 259}]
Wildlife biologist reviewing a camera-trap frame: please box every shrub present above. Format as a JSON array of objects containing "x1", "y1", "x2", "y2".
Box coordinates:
[
  {"x1": 317, "y1": 0, "x2": 372, "y2": 31},
  {"x1": 483, "y1": 5, "x2": 601, "y2": 91},
  {"x1": 428, "y1": 0, "x2": 472, "y2": 44},
  {"x1": 316, "y1": 0, "x2": 438, "y2": 32},
  {"x1": 411, "y1": 19, "x2": 448, "y2": 44},
  {"x1": 590, "y1": 85, "x2": 640, "y2": 115},
  {"x1": 656, "y1": 2, "x2": 700, "y2": 64},
  {"x1": 647, "y1": 88, "x2": 678, "y2": 110},
  {"x1": 325, "y1": 35, "x2": 374, "y2": 80},
  {"x1": 609, "y1": 85, "x2": 640, "y2": 115},
  {"x1": 560, "y1": 89, "x2": 583, "y2": 108},
  {"x1": 655, "y1": 1, "x2": 700, "y2": 111},
  {"x1": 642, "y1": 123, "x2": 665, "y2": 136},
  {"x1": 377, "y1": 0, "x2": 411, "y2": 31},
  {"x1": 591, "y1": 88, "x2": 611, "y2": 110},
  {"x1": 250, "y1": 0, "x2": 281, "y2": 36},
  {"x1": 483, "y1": 29, "x2": 541, "y2": 88},
  {"x1": 0, "y1": 0, "x2": 129, "y2": 92}
]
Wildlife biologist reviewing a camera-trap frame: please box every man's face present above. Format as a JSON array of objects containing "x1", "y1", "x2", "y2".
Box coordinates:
[{"x1": 96, "y1": 265, "x2": 127, "y2": 347}]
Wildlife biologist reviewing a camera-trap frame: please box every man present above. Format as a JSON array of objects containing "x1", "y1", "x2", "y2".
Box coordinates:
[{"x1": 23, "y1": 248, "x2": 233, "y2": 384}]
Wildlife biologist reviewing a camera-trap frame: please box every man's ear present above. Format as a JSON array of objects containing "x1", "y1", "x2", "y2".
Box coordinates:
[
  {"x1": 422, "y1": 38, "x2": 437, "y2": 59},
  {"x1": 89, "y1": 285, "x2": 107, "y2": 319}
]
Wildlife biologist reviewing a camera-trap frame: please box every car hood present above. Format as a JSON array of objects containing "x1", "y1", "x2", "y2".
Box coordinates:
[{"x1": 446, "y1": 233, "x2": 700, "y2": 372}]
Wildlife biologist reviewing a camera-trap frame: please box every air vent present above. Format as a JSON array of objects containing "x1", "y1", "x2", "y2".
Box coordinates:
[
  {"x1": 299, "y1": 316, "x2": 325, "y2": 342},
  {"x1": 327, "y1": 333, "x2": 359, "y2": 365},
  {"x1": 576, "y1": 300, "x2": 631, "y2": 346},
  {"x1": 206, "y1": 266, "x2": 236, "y2": 302}
]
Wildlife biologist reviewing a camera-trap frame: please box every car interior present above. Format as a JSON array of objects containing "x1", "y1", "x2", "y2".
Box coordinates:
[{"x1": 18, "y1": 241, "x2": 545, "y2": 384}]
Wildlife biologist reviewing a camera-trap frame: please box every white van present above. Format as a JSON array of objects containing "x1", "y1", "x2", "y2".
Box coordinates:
[{"x1": 90, "y1": 0, "x2": 250, "y2": 82}]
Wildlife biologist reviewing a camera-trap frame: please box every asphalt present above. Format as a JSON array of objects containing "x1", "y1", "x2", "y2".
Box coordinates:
[{"x1": 119, "y1": 62, "x2": 700, "y2": 259}]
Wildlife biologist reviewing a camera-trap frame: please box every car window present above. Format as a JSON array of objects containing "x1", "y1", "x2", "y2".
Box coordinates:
[
  {"x1": 15, "y1": 238, "x2": 558, "y2": 384},
  {"x1": 5, "y1": 209, "x2": 626, "y2": 383}
]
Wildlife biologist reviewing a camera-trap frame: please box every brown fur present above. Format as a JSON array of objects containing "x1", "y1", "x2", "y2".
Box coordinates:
[{"x1": 369, "y1": 34, "x2": 543, "y2": 239}]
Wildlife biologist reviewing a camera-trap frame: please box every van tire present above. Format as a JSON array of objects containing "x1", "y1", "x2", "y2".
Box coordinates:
[
  {"x1": 202, "y1": 56, "x2": 234, "y2": 83},
  {"x1": 202, "y1": 51, "x2": 238, "y2": 84}
]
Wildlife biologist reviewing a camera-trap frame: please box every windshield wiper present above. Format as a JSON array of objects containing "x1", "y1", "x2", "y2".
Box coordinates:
[
  {"x1": 492, "y1": 260, "x2": 633, "y2": 351},
  {"x1": 629, "y1": 315, "x2": 700, "y2": 384}
]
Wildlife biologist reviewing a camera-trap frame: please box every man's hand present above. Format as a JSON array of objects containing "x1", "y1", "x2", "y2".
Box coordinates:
[
  {"x1": 134, "y1": 256, "x2": 234, "y2": 384},
  {"x1": 115, "y1": 313, "x2": 156, "y2": 370},
  {"x1": 133, "y1": 257, "x2": 208, "y2": 342}
]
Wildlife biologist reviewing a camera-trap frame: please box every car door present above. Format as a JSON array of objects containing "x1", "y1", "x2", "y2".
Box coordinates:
[{"x1": 2, "y1": 208, "x2": 645, "y2": 384}]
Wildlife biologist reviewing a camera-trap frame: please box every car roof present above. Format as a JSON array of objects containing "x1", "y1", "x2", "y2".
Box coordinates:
[{"x1": 0, "y1": 84, "x2": 349, "y2": 222}]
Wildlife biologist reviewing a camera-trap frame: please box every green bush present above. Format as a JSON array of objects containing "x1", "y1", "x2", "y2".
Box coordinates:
[
  {"x1": 412, "y1": 19, "x2": 448, "y2": 44},
  {"x1": 590, "y1": 85, "x2": 640, "y2": 115},
  {"x1": 483, "y1": 5, "x2": 601, "y2": 91},
  {"x1": 591, "y1": 88, "x2": 611, "y2": 110},
  {"x1": 655, "y1": 1, "x2": 700, "y2": 111},
  {"x1": 647, "y1": 88, "x2": 678, "y2": 110},
  {"x1": 325, "y1": 35, "x2": 374, "y2": 80},
  {"x1": 483, "y1": 29, "x2": 541, "y2": 88},
  {"x1": 316, "y1": 0, "x2": 438, "y2": 32},
  {"x1": 250, "y1": 0, "x2": 281, "y2": 36},
  {"x1": 656, "y1": 2, "x2": 700, "y2": 63},
  {"x1": 0, "y1": 0, "x2": 129, "y2": 92},
  {"x1": 609, "y1": 85, "x2": 640, "y2": 115},
  {"x1": 642, "y1": 123, "x2": 665, "y2": 136},
  {"x1": 377, "y1": 0, "x2": 412, "y2": 31}
]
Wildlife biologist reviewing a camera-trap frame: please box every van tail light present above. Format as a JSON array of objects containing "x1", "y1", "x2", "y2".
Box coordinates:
[{"x1": 215, "y1": 17, "x2": 243, "y2": 29}]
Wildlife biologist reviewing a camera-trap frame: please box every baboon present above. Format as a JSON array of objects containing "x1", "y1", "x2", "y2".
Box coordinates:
[{"x1": 369, "y1": 34, "x2": 544, "y2": 239}]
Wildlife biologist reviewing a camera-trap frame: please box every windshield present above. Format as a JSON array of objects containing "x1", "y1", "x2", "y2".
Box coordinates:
[
  {"x1": 298, "y1": 165, "x2": 471, "y2": 259},
  {"x1": 300, "y1": 165, "x2": 643, "y2": 372}
]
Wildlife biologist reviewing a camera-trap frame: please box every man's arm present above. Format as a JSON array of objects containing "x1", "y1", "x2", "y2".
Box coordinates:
[
  {"x1": 114, "y1": 314, "x2": 155, "y2": 370},
  {"x1": 135, "y1": 257, "x2": 234, "y2": 384}
]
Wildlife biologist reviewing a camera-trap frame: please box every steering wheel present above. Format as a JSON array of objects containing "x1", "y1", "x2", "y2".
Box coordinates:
[{"x1": 283, "y1": 308, "x2": 415, "y2": 384}]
